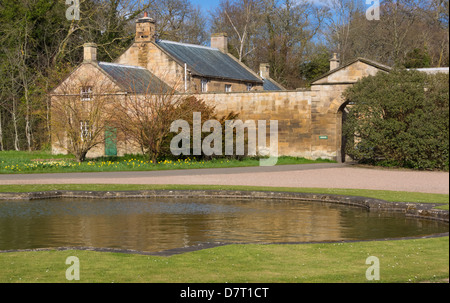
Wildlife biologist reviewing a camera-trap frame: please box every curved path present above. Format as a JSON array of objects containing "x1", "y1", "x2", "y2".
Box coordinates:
[{"x1": 1, "y1": 163, "x2": 448, "y2": 194}]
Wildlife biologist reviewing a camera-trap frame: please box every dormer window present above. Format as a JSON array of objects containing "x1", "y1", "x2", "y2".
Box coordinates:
[{"x1": 81, "y1": 86, "x2": 93, "y2": 101}]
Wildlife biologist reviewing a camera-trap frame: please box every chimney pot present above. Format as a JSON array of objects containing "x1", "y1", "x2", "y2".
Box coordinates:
[
  {"x1": 211, "y1": 33, "x2": 228, "y2": 53},
  {"x1": 83, "y1": 43, "x2": 97, "y2": 62}
]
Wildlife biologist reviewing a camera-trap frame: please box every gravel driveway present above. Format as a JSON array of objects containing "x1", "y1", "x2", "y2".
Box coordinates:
[{"x1": 1, "y1": 163, "x2": 448, "y2": 194}]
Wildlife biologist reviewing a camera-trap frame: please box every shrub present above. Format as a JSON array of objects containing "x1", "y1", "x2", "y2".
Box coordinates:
[{"x1": 343, "y1": 69, "x2": 449, "y2": 170}]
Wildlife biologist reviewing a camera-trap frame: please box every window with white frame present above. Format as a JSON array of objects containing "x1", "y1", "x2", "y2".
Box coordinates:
[
  {"x1": 80, "y1": 86, "x2": 93, "y2": 101},
  {"x1": 225, "y1": 84, "x2": 232, "y2": 92},
  {"x1": 247, "y1": 83, "x2": 253, "y2": 91},
  {"x1": 201, "y1": 79, "x2": 208, "y2": 92},
  {"x1": 80, "y1": 120, "x2": 91, "y2": 141}
]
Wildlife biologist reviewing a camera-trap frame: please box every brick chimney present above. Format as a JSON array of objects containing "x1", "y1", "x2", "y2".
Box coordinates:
[
  {"x1": 330, "y1": 53, "x2": 340, "y2": 71},
  {"x1": 136, "y1": 12, "x2": 156, "y2": 43},
  {"x1": 211, "y1": 33, "x2": 228, "y2": 53},
  {"x1": 259, "y1": 63, "x2": 270, "y2": 78},
  {"x1": 83, "y1": 43, "x2": 97, "y2": 62}
]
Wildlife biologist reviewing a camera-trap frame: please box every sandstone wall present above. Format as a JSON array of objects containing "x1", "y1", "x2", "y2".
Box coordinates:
[{"x1": 195, "y1": 90, "x2": 317, "y2": 159}]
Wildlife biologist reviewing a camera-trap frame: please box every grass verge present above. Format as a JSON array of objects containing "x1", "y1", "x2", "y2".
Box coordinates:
[
  {"x1": 0, "y1": 151, "x2": 334, "y2": 174},
  {"x1": 0, "y1": 237, "x2": 448, "y2": 283}
]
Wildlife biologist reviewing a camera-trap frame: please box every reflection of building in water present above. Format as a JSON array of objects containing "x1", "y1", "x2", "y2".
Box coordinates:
[
  {"x1": 0, "y1": 198, "x2": 344, "y2": 251},
  {"x1": 70, "y1": 199, "x2": 346, "y2": 249},
  {"x1": 200, "y1": 200, "x2": 344, "y2": 243}
]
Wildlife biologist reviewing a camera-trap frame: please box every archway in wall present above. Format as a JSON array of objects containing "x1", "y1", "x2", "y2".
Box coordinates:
[{"x1": 336, "y1": 100, "x2": 351, "y2": 163}]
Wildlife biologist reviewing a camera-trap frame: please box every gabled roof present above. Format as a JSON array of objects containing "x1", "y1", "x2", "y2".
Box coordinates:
[
  {"x1": 155, "y1": 40, "x2": 263, "y2": 83},
  {"x1": 311, "y1": 57, "x2": 392, "y2": 84},
  {"x1": 98, "y1": 62, "x2": 173, "y2": 94}
]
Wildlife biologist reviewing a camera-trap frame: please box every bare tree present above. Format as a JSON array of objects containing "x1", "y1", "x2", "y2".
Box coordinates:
[
  {"x1": 18, "y1": 12, "x2": 34, "y2": 151},
  {"x1": 211, "y1": 0, "x2": 263, "y2": 62},
  {"x1": 51, "y1": 77, "x2": 117, "y2": 162},
  {"x1": 322, "y1": 0, "x2": 364, "y2": 64},
  {"x1": 329, "y1": 0, "x2": 449, "y2": 67},
  {"x1": 142, "y1": 0, "x2": 208, "y2": 44},
  {"x1": 1, "y1": 46, "x2": 22, "y2": 151},
  {"x1": 111, "y1": 81, "x2": 215, "y2": 163},
  {"x1": 256, "y1": 0, "x2": 327, "y2": 88}
]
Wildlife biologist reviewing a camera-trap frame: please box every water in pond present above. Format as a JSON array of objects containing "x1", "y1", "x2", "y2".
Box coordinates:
[{"x1": 0, "y1": 198, "x2": 447, "y2": 252}]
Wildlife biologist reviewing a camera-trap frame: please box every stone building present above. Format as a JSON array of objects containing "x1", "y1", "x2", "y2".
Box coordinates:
[
  {"x1": 115, "y1": 12, "x2": 285, "y2": 93},
  {"x1": 52, "y1": 12, "x2": 446, "y2": 161}
]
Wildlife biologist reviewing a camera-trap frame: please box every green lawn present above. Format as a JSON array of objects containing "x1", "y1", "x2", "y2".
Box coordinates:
[
  {"x1": 0, "y1": 151, "x2": 334, "y2": 174},
  {"x1": 0, "y1": 237, "x2": 448, "y2": 283}
]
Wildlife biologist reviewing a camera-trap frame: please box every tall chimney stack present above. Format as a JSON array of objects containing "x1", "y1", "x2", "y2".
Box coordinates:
[
  {"x1": 211, "y1": 33, "x2": 228, "y2": 53},
  {"x1": 83, "y1": 43, "x2": 97, "y2": 63},
  {"x1": 330, "y1": 53, "x2": 340, "y2": 71},
  {"x1": 136, "y1": 12, "x2": 156, "y2": 43},
  {"x1": 259, "y1": 63, "x2": 270, "y2": 78}
]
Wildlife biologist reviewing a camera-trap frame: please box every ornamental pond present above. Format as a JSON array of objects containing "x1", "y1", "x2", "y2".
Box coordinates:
[{"x1": 0, "y1": 197, "x2": 448, "y2": 253}]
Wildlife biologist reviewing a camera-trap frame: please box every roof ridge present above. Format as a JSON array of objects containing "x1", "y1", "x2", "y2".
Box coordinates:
[
  {"x1": 98, "y1": 61, "x2": 147, "y2": 70},
  {"x1": 157, "y1": 40, "x2": 217, "y2": 51}
]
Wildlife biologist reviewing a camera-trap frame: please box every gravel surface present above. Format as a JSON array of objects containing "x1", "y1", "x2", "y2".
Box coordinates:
[{"x1": 1, "y1": 163, "x2": 448, "y2": 194}]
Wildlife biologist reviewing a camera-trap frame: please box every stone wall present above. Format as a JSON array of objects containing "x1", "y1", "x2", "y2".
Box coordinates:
[
  {"x1": 51, "y1": 77, "x2": 348, "y2": 161},
  {"x1": 194, "y1": 90, "x2": 318, "y2": 159},
  {"x1": 191, "y1": 77, "x2": 263, "y2": 94},
  {"x1": 309, "y1": 84, "x2": 350, "y2": 160}
]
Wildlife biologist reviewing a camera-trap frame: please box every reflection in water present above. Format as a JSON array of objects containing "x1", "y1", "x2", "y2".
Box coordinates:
[{"x1": 0, "y1": 198, "x2": 447, "y2": 252}]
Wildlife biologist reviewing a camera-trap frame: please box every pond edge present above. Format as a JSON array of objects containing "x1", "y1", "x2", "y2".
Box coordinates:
[{"x1": 0, "y1": 189, "x2": 448, "y2": 223}]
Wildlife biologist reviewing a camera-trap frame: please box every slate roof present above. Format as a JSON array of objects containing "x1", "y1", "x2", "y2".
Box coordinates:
[
  {"x1": 98, "y1": 62, "x2": 173, "y2": 94},
  {"x1": 156, "y1": 40, "x2": 263, "y2": 84},
  {"x1": 263, "y1": 78, "x2": 284, "y2": 91}
]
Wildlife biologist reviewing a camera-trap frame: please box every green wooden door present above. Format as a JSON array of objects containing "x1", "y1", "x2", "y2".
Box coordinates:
[{"x1": 105, "y1": 127, "x2": 117, "y2": 156}]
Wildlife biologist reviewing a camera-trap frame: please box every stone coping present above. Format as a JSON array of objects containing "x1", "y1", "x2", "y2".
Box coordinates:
[{"x1": 0, "y1": 189, "x2": 448, "y2": 223}]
